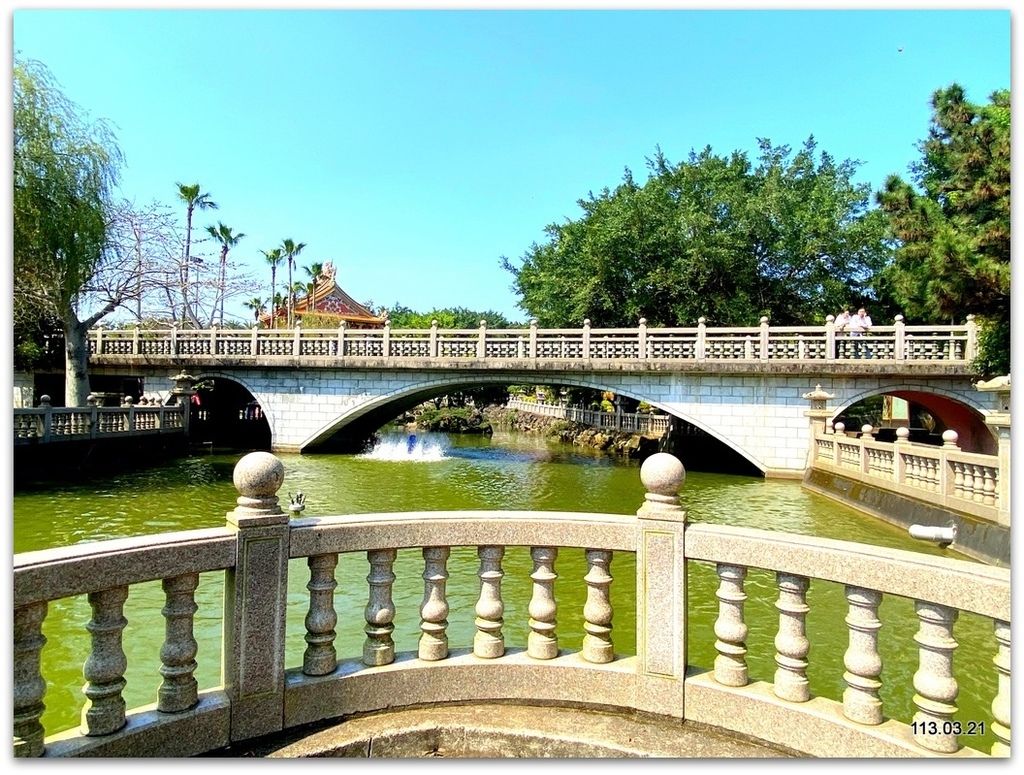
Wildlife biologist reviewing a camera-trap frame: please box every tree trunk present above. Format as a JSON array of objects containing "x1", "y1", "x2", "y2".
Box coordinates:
[{"x1": 63, "y1": 319, "x2": 91, "y2": 407}]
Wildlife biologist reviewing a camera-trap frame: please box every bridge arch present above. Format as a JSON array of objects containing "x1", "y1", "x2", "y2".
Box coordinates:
[
  {"x1": 833, "y1": 383, "x2": 994, "y2": 454},
  {"x1": 189, "y1": 372, "x2": 272, "y2": 450},
  {"x1": 295, "y1": 372, "x2": 769, "y2": 473}
]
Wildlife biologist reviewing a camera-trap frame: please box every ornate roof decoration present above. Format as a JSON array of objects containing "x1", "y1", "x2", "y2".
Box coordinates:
[{"x1": 259, "y1": 261, "x2": 385, "y2": 328}]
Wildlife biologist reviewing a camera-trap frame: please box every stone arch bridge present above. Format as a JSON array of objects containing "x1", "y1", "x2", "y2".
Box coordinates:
[{"x1": 86, "y1": 318, "x2": 996, "y2": 477}]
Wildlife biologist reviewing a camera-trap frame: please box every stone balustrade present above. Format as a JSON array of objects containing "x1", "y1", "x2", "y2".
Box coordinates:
[
  {"x1": 505, "y1": 398, "x2": 671, "y2": 434},
  {"x1": 12, "y1": 452, "x2": 1010, "y2": 758},
  {"x1": 13, "y1": 395, "x2": 186, "y2": 445},
  {"x1": 810, "y1": 424, "x2": 1007, "y2": 527},
  {"x1": 86, "y1": 315, "x2": 978, "y2": 365}
]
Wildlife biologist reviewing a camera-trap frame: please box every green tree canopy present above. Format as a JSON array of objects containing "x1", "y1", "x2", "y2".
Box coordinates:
[
  {"x1": 876, "y1": 84, "x2": 1010, "y2": 376},
  {"x1": 503, "y1": 138, "x2": 892, "y2": 328},
  {"x1": 14, "y1": 57, "x2": 124, "y2": 405},
  {"x1": 384, "y1": 304, "x2": 519, "y2": 329}
]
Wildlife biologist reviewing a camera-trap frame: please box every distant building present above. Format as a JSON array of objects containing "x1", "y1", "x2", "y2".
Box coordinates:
[{"x1": 260, "y1": 261, "x2": 386, "y2": 329}]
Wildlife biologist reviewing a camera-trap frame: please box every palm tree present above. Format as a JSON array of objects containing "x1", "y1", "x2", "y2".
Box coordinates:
[
  {"x1": 262, "y1": 248, "x2": 284, "y2": 328},
  {"x1": 280, "y1": 238, "x2": 307, "y2": 327},
  {"x1": 205, "y1": 222, "x2": 246, "y2": 327},
  {"x1": 243, "y1": 297, "x2": 266, "y2": 325},
  {"x1": 303, "y1": 262, "x2": 324, "y2": 311},
  {"x1": 175, "y1": 183, "x2": 218, "y2": 327}
]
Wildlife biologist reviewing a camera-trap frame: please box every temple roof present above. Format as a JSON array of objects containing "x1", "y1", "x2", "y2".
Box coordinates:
[{"x1": 259, "y1": 261, "x2": 386, "y2": 328}]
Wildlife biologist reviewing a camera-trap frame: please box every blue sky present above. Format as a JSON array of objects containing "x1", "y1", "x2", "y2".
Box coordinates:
[{"x1": 9, "y1": 1, "x2": 1013, "y2": 325}]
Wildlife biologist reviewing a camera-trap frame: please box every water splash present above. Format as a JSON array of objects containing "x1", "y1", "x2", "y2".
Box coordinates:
[{"x1": 361, "y1": 434, "x2": 448, "y2": 462}]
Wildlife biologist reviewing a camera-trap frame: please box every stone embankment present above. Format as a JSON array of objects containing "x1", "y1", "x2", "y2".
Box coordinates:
[{"x1": 483, "y1": 406, "x2": 661, "y2": 459}]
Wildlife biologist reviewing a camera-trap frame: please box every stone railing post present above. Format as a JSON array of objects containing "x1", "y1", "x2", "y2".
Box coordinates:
[
  {"x1": 39, "y1": 395, "x2": 53, "y2": 443},
  {"x1": 292, "y1": 319, "x2": 302, "y2": 356},
  {"x1": 382, "y1": 319, "x2": 391, "y2": 358},
  {"x1": 169, "y1": 322, "x2": 179, "y2": 357},
  {"x1": 132, "y1": 324, "x2": 141, "y2": 356},
  {"x1": 825, "y1": 314, "x2": 836, "y2": 361},
  {"x1": 965, "y1": 314, "x2": 977, "y2": 361},
  {"x1": 210, "y1": 324, "x2": 219, "y2": 356},
  {"x1": 894, "y1": 315, "x2": 906, "y2": 360},
  {"x1": 894, "y1": 427, "x2": 910, "y2": 485},
  {"x1": 696, "y1": 317, "x2": 707, "y2": 360},
  {"x1": 582, "y1": 319, "x2": 591, "y2": 360},
  {"x1": 635, "y1": 452, "x2": 687, "y2": 719},
  {"x1": 975, "y1": 375, "x2": 1010, "y2": 524},
  {"x1": 529, "y1": 319, "x2": 538, "y2": 359},
  {"x1": 94, "y1": 323, "x2": 104, "y2": 356},
  {"x1": 250, "y1": 324, "x2": 259, "y2": 355},
  {"x1": 638, "y1": 318, "x2": 648, "y2": 359},
  {"x1": 222, "y1": 452, "x2": 290, "y2": 743},
  {"x1": 337, "y1": 320, "x2": 347, "y2": 357},
  {"x1": 429, "y1": 319, "x2": 439, "y2": 358},
  {"x1": 759, "y1": 316, "x2": 770, "y2": 360},
  {"x1": 477, "y1": 320, "x2": 487, "y2": 359}
]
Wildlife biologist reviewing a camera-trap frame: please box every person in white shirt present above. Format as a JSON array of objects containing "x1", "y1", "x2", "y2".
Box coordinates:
[{"x1": 848, "y1": 307, "x2": 873, "y2": 357}]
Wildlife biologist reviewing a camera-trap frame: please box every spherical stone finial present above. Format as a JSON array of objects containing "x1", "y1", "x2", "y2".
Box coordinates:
[
  {"x1": 861, "y1": 424, "x2": 873, "y2": 435},
  {"x1": 233, "y1": 451, "x2": 285, "y2": 499},
  {"x1": 638, "y1": 453, "x2": 686, "y2": 519},
  {"x1": 896, "y1": 426, "x2": 910, "y2": 441},
  {"x1": 942, "y1": 429, "x2": 959, "y2": 447},
  {"x1": 640, "y1": 452, "x2": 685, "y2": 496},
  {"x1": 834, "y1": 422, "x2": 845, "y2": 435}
]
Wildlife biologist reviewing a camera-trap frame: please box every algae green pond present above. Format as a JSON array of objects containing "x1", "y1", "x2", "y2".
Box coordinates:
[{"x1": 12, "y1": 430, "x2": 998, "y2": 753}]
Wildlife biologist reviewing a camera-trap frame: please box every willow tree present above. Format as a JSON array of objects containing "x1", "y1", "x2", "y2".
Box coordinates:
[{"x1": 13, "y1": 57, "x2": 125, "y2": 406}]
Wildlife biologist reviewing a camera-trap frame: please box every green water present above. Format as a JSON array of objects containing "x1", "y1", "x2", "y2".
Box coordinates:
[{"x1": 12, "y1": 430, "x2": 999, "y2": 752}]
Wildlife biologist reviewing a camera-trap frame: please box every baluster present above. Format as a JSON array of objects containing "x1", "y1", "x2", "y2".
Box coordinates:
[
  {"x1": 952, "y1": 462, "x2": 965, "y2": 499},
  {"x1": 158, "y1": 573, "x2": 199, "y2": 713},
  {"x1": 842, "y1": 586, "x2": 883, "y2": 724},
  {"x1": 911, "y1": 601, "x2": 959, "y2": 753},
  {"x1": 582, "y1": 549, "x2": 614, "y2": 663},
  {"x1": 474, "y1": 545, "x2": 505, "y2": 658},
  {"x1": 773, "y1": 572, "x2": 810, "y2": 702},
  {"x1": 528, "y1": 546, "x2": 559, "y2": 659},
  {"x1": 304, "y1": 553, "x2": 339, "y2": 676},
  {"x1": 982, "y1": 468, "x2": 997, "y2": 506},
  {"x1": 991, "y1": 619, "x2": 1010, "y2": 756},
  {"x1": 13, "y1": 602, "x2": 48, "y2": 757},
  {"x1": 961, "y1": 464, "x2": 975, "y2": 500},
  {"x1": 81, "y1": 586, "x2": 129, "y2": 736},
  {"x1": 363, "y1": 549, "x2": 397, "y2": 666},
  {"x1": 713, "y1": 564, "x2": 748, "y2": 686},
  {"x1": 928, "y1": 458, "x2": 941, "y2": 491},
  {"x1": 971, "y1": 464, "x2": 986, "y2": 503},
  {"x1": 419, "y1": 546, "x2": 450, "y2": 661}
]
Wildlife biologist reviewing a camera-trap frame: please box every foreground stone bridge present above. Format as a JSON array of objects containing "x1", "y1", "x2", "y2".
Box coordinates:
[
  {"x1": 87, "y1": 318, "x2": 997, "y2": 476},
  {"x1": 13, "y1": 453, "x2": 1010, "y2": 758}
]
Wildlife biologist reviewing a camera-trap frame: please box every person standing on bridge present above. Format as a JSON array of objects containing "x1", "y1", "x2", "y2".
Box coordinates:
[{"x1": 849, "y1": 307, "x2": 873, "y2": 358}]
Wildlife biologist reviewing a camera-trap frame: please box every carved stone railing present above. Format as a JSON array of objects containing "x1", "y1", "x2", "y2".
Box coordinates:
[
  {"x1": 505, "y1": 398, "x2": 671, "y2": 435},
  {"x1": 810, "y1": 424, "x2": 1007, "y2": 527},
  {"x1": 86, "y1": 315, "x2": 978, "y2": 365},
  {"x1": 13, "y1": 396, "x2": 186, "y2": 445},
  {"x1": 13, "y1": 452, "x2": 1009, "y2": 758}
]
